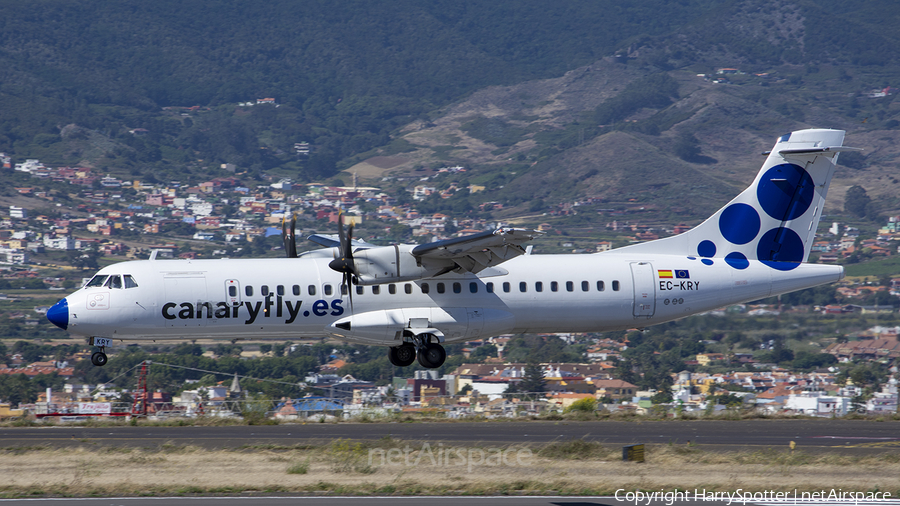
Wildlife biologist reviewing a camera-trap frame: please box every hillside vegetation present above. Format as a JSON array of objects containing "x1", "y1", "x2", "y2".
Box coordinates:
[{"x1": 1, "y1": 0, "x2": 899, "y2": 219}]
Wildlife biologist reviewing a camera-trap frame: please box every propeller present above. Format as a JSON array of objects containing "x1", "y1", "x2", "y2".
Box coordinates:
[
  {"x1": 282, "y1": 213, "x2": 297, "y2": 258},
  {"x1": 328, "y1": 212, "x2": 357, "y2": 310}
]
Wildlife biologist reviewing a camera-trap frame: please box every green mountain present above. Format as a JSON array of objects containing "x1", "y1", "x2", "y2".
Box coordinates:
[{"x1": 1, "y1": 0, "x2": 899, "y2": 217}]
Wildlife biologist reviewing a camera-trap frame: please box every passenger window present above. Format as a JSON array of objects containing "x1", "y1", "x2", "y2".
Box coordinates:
[
  {"x1": 612, "y1": 280, "x2": 620, "y2": 291},
  {"x1": 86, "y1": 275, "x2": 108, "y2": 287},
  {"x1": 372, "y1": 285, "x2": 380, "y2": 295},
  {"x1": 324, "y1": 284, "x2": 333, "y2": 296},
  {"x1": 486, "y1": 282, "x2": 494, "y2": 293},
  {"x1": 277, "y1": 285, "x2": 284, "y2": 296},
  {"x1": 261, "y1": 285, "x2": 269, "y2": 296},
  {"x1": 308, "y1": 285, "x2": 316, "y2": 296},
  {"x1": 124, "y1": 275, "x2": 139, "y2": 288},
  {"x1": 535, "y1": 281, "x2": 543, "y2": 292},
  {"x1": 566, "y1": 281, "x2": 574, "y2": 292},
  {"x1": 470, "y1": 282, "x2": 478, "y2": 293},
  {"x1": 405, "y1": 283, "x2": 412, "y2": 294},
  {"x1": 519, "y1": 282, "x2": 527, "y2": 293},
  {"x1": 293, "y1": 285, "x2": 301, "y2": 296},
  {"x1": 228, "y1": 286, "x2": 237, "y2": 297},
  {"x1": 503, "y1": 282, "x2": 510, "y2": 293},
  {"x1": 389, "y1": 284, "x2": 397, "y2": 295},
  {"x1": 437, "y1": 283, "x2": 445, "y2": 294},
  {"x1": 550, "y1": 281, "x2": 558, "y2": 292},
  {"x1": 421, "y1": 283, "x2": 430, "y2": 294},
  {"x1": 356, "y1": 286, "x2": 364, "y2": 295},
  {"x1": 597, "y1": 281, "x2": 605, "y2": 291},
  {"x1": 245, "y1": 286, "x2": 253, "y2": 297},
  {"x1": 453, "y1": 282, "x2": 461, "y2": 294},
  {"x1": 582, "y1": 281, "x2": 589, "y2": 292}
]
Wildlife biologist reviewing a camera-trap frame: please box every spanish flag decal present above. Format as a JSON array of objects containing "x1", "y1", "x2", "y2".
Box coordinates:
[{"x1": 658, "y1": 270, "x2": 673, "y2": 278}]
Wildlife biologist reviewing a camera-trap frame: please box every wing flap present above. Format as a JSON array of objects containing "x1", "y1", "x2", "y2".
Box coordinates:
[{"x1": 412, "y1": 228, "x2": 541, "y2": 274}]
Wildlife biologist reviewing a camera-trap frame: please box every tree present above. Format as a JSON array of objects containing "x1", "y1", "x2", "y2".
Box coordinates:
[
  {"x1": 844, "y1": 185, "x2": 871, "y2": 218},
  {"x1": 469, "y1": 344, "x2": 497, "y2": 361},
  {"x1": 172, "y1": 343, "x2": 203, "y2": 356},
  {"x1": 519, "y1": 360, "x2": 546, "y2": 394},
  {"x1": 67, "y1": 250, "x2": 100, "y2": 270},
  {"x1": 650, "y1": 389, "x2": 673, "y2": 404},
  {"x1": 839, "y1": 151, "x2": 867, "y2": 170},
  {"x1": 673, "y1": 132, "x2": 702, "y2": 162},
  {"x1": 564, "y1": 397, "x2": 597, "y2": 413}
]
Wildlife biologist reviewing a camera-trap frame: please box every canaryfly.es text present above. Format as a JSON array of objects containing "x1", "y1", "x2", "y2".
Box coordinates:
[{"x1": 161, "y1": 297, "x2": 344, "y2": 324}]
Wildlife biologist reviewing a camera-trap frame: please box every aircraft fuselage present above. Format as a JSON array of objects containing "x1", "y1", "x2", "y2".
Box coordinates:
[{"x1": 52, "y1": 251, "x2": 842, "y2": 346}]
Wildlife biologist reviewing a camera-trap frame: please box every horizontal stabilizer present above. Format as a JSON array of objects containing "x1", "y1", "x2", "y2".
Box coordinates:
[{"x1": 778, "y1": 146, "x2": 862, "y2": 155}]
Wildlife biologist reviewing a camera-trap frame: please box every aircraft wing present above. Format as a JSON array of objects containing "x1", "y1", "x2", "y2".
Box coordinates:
[{"x1": 410, "y1": 228, "x2": 541, "y2": 274}]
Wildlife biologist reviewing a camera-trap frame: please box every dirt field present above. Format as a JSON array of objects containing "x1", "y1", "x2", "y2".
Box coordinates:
[{"x1": 1, "y1": 440, "x2": 897, "y2": 497}]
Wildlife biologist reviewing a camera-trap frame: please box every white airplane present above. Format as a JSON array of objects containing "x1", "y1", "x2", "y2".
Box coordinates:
[{"x1": 48, "y1": 128, "x2": 855, "y2": 369}]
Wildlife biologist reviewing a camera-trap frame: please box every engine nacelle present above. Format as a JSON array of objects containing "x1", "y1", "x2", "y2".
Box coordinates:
[{"x1": 353, "y1": 245, "x2": 446, "y2": 285}]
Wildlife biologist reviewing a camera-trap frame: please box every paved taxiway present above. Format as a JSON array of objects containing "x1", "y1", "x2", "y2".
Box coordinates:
[{"x1": 1, "y1": 419, "x2": 897, "y2": 453}]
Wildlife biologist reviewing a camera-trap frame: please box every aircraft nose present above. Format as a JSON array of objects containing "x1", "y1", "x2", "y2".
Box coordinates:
[{"x1": 47, "y1": 298, "x2": 69, "y2": 330}]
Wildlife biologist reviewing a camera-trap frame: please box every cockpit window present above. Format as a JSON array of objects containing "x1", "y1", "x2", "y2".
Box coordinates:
[
  {"x1": 105, "y1": 275, "x2": 122, "y2": 289},
  {"x1": 86, "y1": 275, "x2": 108, "y2": 288},
  {"x1": 123, "y1": 275, "x2": 138, "y2": 288}
]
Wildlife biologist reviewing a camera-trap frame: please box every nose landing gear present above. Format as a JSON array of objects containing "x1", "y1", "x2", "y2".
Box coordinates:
[
  {"x1": 91, "y1": 351, "x2": 108, "y2": 366},
  {"x1": 88, "y1": 337, "x2": 112, "y2": 367}
]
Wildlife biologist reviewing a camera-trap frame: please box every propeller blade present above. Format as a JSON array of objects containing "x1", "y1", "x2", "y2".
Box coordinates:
[
  {"x1": 289, "y1": 214, "x2": 297, "y2": 257},
  {"x1": 343, "y1": 272, "x2": 354, "y2": 313},
  {"x1": 328, "y1": 212, "x2": 357, "y2": 274},
  {"x1": 282, "y1": 214, "x2": 297, "y2": 258},
  {"x1": 329, "y1": 211, "x2": 356, "y2": 313}
]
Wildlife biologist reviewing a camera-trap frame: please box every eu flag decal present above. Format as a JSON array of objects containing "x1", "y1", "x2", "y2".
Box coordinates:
[{"x1": 675, "y1": 270, "x2": 690, "y2": 279}]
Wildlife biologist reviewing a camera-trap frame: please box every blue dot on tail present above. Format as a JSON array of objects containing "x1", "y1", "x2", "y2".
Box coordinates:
[
  {"x1": 757, "y1": 227, "x2": 804, "y2": 270},
  {"x1": 719, "y1": 203, "x2": 760, "y2": 245},
  {"x1": 757, "y1": 163, "x2": 814, "y2": 221},
  {"x1": 701, "y1": 259, "x2": 714, "y2": 266},
  {"x1": 725, "y1": 252, "x2": 750, "y2": 270},
  {"x1": 698, "y1": 240, "x2": 716, "y2": 258}
]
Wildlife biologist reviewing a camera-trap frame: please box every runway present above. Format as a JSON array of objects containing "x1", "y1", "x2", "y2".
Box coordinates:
[{"x1": 1, "y1": 419, "x2": 898, "y2": 453}]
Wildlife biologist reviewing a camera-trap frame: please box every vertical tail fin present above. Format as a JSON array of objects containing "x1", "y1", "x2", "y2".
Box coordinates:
[{"x1": 618, "y1": 128, "x2": 858, "y2": 270}]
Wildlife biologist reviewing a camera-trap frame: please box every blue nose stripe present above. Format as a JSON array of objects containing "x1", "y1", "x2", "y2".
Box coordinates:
[{"x1": 47, "y1": 298, "x2": 68, "y2": 330}]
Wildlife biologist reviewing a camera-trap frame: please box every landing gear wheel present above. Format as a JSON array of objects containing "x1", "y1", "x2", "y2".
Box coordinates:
[
  {"x1": 388, "y1": 344, "x2": 416, "y2": 367},
  {"x1": 91, "y1": 351, "x2": 108, "y2": 367},
  {"x1": 416, "y1": 342, "x2": 446, "y2": 369}
]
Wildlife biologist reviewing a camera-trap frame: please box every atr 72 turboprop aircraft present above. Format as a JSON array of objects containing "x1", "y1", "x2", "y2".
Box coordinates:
[{"x1": 48, "y1": 128, "x2": 855, "y2": 369}]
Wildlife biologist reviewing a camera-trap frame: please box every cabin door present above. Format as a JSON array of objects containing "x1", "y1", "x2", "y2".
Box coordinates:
[{"x1": 630, "y1": 262, "x2": 656, "y2": 318}]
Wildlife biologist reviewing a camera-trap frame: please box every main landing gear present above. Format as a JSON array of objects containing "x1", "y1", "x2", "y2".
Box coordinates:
[
  {"x1": 89, "y1": 337, "x2": 112, "y2": 367},
  {"x1": 388, "y1": 333, "x2": 446, "y2": 369}
]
